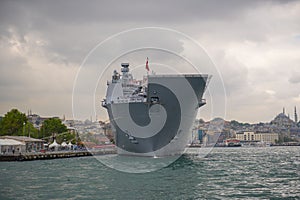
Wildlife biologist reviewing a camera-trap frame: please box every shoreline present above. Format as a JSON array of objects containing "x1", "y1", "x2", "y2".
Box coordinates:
[
  {"x1": 1, "y1": 145, "x2": 299, "y2": 162},
  {"x1": 0, "y1": 149, "x2": 117, "y2": 162}
]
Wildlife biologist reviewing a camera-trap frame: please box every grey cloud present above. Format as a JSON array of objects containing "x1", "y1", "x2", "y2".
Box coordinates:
[
  {"x1": 0, "y1": 0, "x2": 264, "y2": 25},
  {"x1": 0, "y1": 0, "x2": 300, "y2": 122},
  {"x1": 289, "y1": 75, "x2": 300, "y2": 84},
  {"x1": 0, "y1": 0, "x2": 295, "y2": 65}
]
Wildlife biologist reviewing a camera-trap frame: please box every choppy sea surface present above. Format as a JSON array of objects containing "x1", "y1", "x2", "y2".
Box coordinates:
[{"x1": 0, "y1": 146, "x2": 299, "y2": 200}]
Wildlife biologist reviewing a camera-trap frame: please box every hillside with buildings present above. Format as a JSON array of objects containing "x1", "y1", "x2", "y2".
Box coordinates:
[
  {"x1": 1, "y1": 106, "x2": 300, "y2": 155},
  {"x1": 194, "y1": 107, "x2": 300, "y2": 146}
]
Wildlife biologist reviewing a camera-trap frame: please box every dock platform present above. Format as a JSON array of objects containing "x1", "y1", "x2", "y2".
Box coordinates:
[{"x1": 0, "y1": 149, "x2": 117, "y2": 162}]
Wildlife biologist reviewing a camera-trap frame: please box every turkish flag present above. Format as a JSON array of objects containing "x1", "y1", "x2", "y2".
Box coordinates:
[{"x1": 146, "y1": 57, "x2": 149, "y2": 71}]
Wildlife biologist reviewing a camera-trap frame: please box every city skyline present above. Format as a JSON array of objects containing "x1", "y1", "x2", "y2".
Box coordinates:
[
  {"x1": 1, "y1": 1, "x2": 300, "y2": 123},
  {"x1": 1, "y1": 105, "x2": 299, "y2": 125}
]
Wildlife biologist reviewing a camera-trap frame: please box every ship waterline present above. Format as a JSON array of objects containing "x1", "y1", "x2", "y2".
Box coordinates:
[{"x1": 102, "y1": 63, "x2": 210, "y2": 156}]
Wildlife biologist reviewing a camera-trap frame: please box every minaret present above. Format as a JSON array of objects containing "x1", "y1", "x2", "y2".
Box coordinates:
[
  {"x1": 283, "y1": 107, "x2": 285, "y2": 115},
  {"x1": 295, "y1": 106, "x2": 298, "y2": 123}
]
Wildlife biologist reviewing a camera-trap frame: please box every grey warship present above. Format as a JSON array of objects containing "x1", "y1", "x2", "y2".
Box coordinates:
[{"x1": 102, "y1": 63, "x2": 210, "y2": 156}]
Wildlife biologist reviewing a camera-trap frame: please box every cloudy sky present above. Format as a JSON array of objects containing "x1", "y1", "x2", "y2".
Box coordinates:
[{"x1": 1, "y1": 0, "x2": 300, "y2": 123}]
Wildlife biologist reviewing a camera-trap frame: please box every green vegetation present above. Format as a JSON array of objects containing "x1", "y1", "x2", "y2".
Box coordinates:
[
  {"x1": 229, "y1": 120, "x2": 251, "y2": 131},
  {"x1": 0, "y1": 109, "x2": 37, "y2": 136},
  {"x1": 0, "y1": 109, "x2": 70, "y2": 141},
  {"x1": 55, "y1": 131, "x2": 78, "y2": 144},
  {"x1": 24, "y1": 122, "x2": 39, "y2": 138},
  {"x1": 276, "y1": 135, "x2": 299, "y2": 143},
  {"x1": 40, "y1": 118, "x2": 67, "y2": 138},
  {"x1": 230, "y1": 120, "x2": 250, "y2": 127},
  {"x1": 40, "y1": 118, "x2": 80, "y2": 144}
]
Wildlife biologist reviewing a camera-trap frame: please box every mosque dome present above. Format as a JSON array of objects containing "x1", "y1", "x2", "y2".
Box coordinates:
[{"x1": 271, "y1": 112, "x2": 295, "y2": 127}]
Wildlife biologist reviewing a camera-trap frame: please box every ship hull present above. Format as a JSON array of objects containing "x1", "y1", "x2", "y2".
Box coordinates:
[{"x1": 106, "y1": 75, "x2": 208, "y2": 157}]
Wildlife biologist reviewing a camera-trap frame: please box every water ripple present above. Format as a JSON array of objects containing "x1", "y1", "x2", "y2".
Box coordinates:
[{"x1": 0, "y1": 146, "x2": 299, "y2": 199}]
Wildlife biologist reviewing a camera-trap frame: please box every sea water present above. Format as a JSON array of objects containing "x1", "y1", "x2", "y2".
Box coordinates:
[{"x1": 0, "y1": 146, "x2": 299, "y2": 199}]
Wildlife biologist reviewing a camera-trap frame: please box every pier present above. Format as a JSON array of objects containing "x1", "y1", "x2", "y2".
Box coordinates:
[{"x1": 0, "y1": 149, "x2": 117, "y2": 162}]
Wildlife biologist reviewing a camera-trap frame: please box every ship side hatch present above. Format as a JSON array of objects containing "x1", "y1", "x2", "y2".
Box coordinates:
[{"x1": 150, "y1": 97, "x2": 159, "y2": 104}]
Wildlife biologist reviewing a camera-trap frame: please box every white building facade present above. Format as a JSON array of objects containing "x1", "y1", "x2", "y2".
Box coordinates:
[{"x1": 236, "y1": 131, "x2": 279, "y2": 144}]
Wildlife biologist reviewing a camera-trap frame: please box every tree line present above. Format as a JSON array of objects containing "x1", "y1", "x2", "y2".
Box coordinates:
[{"x1": 0, "y1": 109, "x2": 67, "y2": 140}]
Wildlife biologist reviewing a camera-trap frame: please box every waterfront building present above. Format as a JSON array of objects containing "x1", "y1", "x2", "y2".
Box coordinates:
[
  {"x1": 0, "y1": 136, "x2": 45, "y2": 152},
  {"x1": 290, "y1": 127, "x2": 300, "y2": 140},
  {"x1": 0, "y1": 139, "x2": 26, "y2": 154},
  {"x1": 236, "y1": 131, "x2": 279, "y2": 144},
  {"x1": 197, "y1": 130, "x2": 204, "y2": 143},
  {"x1": 100, "y1": 122, "x2": 114, "y2": 141}
]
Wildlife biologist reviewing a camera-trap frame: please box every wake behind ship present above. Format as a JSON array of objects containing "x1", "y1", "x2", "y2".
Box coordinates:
[{"x1": 102, "y1": 63, "x2": 210, "y2": 157}]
